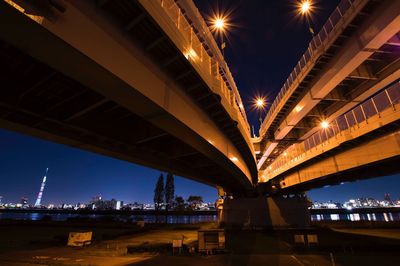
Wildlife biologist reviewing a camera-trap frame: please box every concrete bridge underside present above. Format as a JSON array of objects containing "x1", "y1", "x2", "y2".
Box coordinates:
[
  {"x1": 0, "y1": 0, "x2": 257, "y2": 194},
  {"x1": 256, "y1": 0, "x2": 400, "y2": 173},
  {"x1": 267, "y1": 129, "x2": 400, "y2": 194}
]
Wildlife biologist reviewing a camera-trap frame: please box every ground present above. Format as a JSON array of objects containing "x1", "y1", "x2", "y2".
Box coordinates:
[{"x1": 1, "y1": 222, "x2": 400, "y2": 266}]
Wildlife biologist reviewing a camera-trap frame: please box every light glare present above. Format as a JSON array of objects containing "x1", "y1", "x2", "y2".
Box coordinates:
[
  {"x1": 215, "y1": 18, "x2": 225, "y2": 29},
  {"x1": 254, "y1": 97, "x2": 266, "y2": 109},
  {"x1": 299, "y1": 0, "x2": 312, "y2": 14},
  {"x1": 211, "y1": 16, "x2": 227, "y2": 32},
  {"x1": 321, "y1": 120, "x2": 329, "y2": 129},
  {"x1": 185, "y1": 48, "x2": 198, "y2": 60}
]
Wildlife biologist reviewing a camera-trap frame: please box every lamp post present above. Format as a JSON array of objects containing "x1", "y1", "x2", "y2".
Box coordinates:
[
  {"x1": 211, "y1": 16, "x2": 227, "y2": 56},
  {"x1": 254, "y1": 96, "x2": 267, "y2": 127},
  {"x1": 298, "y1": 0, "x2": 315, "y2": 37}
]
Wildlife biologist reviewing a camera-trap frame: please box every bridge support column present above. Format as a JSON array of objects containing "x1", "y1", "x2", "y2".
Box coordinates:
[{"x1": 219, "y1": 195, "x2": 310, "y2": 228}]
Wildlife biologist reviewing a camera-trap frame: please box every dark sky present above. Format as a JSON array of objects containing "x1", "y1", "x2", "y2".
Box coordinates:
[
  {"x1": 194, "y1": 0, "x2": 342, "y2": 127},
  {"x1": 0, "y1": 1, "x2": 399, "y2": 205}
]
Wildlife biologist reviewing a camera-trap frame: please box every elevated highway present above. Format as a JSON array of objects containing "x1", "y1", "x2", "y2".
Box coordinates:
[
  {"x1": 255, "y1": 0, "x2": 400, "y2": 192},
  {"x1": 0, "y1": 0, "x2": 257, "y2": 194}
]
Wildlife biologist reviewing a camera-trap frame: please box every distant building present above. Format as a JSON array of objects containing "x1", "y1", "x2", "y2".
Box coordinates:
[
  {"x1": 384, "y1": 193, "x2": 392, "y2": 203},
  {"x1": 143, "y1": 203, "x2": 155, "y2": 210},
  {"x1": 116, "y1": 201, "x2": 122, "y2": 210},
  {"x1": 124, "y1": 202, "x2": 144, "y2": 210},
  {"x1": 20, "y1": 197, "x2": 28, "y2": 206},
  {"x1": 89, "y1": 197, "x2": 123, "y2": 210},
  {"x1": 92, "y1": 195, "x2": 102, "y2": 202}
]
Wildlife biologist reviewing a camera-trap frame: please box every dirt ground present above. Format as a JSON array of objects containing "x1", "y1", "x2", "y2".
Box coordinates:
[{"x1": 1, "y1": 222, "x2": 400, "y2": 266}]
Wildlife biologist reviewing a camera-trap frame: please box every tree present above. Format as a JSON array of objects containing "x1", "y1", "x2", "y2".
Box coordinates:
[
  {"x1": 165, "y1": 173, "x2": 175, "y2": 212},
  {"x1": 187, "y1": 195, "x2": 203, "y2": 210},
  {"x1": 154, "y1": 174, "x2": 164, "y2": 211},
  {"x1": 174, "y1": 196, "x2": 185, "y2": 211}
]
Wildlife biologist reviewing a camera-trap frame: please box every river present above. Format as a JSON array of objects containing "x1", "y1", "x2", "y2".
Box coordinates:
[{"x1": 0, "y1": 211, "x2": 217, "y2": 223}]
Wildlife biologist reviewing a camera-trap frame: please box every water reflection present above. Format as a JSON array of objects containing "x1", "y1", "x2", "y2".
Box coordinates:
[
  {"x1": 311, "y1": 212, "x2": 400, "y2": 222},
  {"x1": 330, "y1": 214, "x2": 339, "y2": 221},
  {"x1": 0, "y1": 212, "x2": 217, "y2": 224},
  {"x1": 30, "y1": 213, "x2": 40, "y2": 221}
]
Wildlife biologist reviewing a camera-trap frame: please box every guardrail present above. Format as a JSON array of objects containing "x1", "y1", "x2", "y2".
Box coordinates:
[
  {"x1": 259, "y1": 0, "x2": 364, "y2": 137},
  {"x1": 263, "y1": 82, "x2": 399, "y2": 180},
  {"x1": 159, "y1": 0, "x2": 250, "y2": 133}
]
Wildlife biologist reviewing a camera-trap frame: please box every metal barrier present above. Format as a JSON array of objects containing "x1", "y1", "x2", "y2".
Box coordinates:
[
  {"x1": 159, "y1": 0, "x2": 250, "y2": 133},
  {"x1": 264, "y1": 82, "x2": 399, "y2": 179},
  {"x1": 259, "y1": 0, "x2": 363, "y2": 137},
  {"x1": 304, "y1": 83, "x2": 400, "y2": 150}
]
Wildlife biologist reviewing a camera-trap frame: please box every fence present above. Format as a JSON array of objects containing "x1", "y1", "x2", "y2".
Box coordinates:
[{"x1": 159, "y1": 0, "x2": 250, "y2": 133}]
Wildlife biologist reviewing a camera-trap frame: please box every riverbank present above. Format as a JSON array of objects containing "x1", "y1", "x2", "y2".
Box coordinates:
[{"x1": 2, "y1": 221, "x2": 400, "y2": 265}]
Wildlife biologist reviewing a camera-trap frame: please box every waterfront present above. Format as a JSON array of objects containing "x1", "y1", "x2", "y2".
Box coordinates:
[
  {"x1": 311, "y1": 212, "x2": 400, "y2": 222},
  {"x1": 2, "y1": 208, "x2": 400, "y2": 223},
  {"x1": 0, "y1": 212, "x2": 217, "y2": 224},
  {"x1": 1, "y1": 221, "x2": 400, "y2": 266}
]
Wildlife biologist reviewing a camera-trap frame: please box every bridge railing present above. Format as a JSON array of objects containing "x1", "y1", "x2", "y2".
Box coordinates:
[
  {"x1": 259, "y1": 0, "x2": 363, "y2": 137},
  {"x1": 303, "y1": 83, "x2": 400, "y2": 151},
  {"x1": 262, "y1": 82, "x2": 399, "y2": 181},
  {"x1": 159, "y1": 0, "x2": 250, "y2": 135}
]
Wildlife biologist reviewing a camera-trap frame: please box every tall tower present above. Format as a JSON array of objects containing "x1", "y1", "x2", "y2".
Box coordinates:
[{"x1": 34, "y1": 168, "x2": 49, "y2": 207}]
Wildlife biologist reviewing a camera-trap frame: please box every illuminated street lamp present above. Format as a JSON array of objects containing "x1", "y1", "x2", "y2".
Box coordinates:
[
  {"x1": 297, "y1": 0, "x2": 315, "y2": 37},
  {"x1": 321, "y1": 120, "x2": 329, "y2": 129},
  {"x1": 320, "y1": 120, "x2": 330, "y2": 140},
  {"x1": 214, "y1": 18, "x2": 225, "y2": 31},
  {"x1": 299, "y1": 0, "x2": 311, "y2": 15},
  {"x1": 253, "y1": 96, "x2": 267, "y2": 129},
  {"x1": 211, "y1": 15, "x2": 228, "y2": 55},
  {"x1": 255, "y1": 97, "x2": 266, "y2": 109}
]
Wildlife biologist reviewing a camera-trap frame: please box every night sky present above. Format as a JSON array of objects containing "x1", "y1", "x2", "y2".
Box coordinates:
[{"x1": 0, "y1": 1, "x2": 399, "y2": 205}]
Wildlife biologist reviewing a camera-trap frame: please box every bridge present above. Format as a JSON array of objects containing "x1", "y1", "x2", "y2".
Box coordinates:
[
  {"x1": 0, "y1": 0, "x2": 256, "y2": 194},
  {"x1": 254, "y1": 0, "x2": 400, "y2": 193},
  {"x1": 0, "y1": 0, "x2": 399, "y2": 226}
]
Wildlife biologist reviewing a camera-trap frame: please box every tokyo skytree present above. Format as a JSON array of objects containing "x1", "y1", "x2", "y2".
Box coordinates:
[{"x1": 34, "y1": 168, "x2": 49, "y2": 207}]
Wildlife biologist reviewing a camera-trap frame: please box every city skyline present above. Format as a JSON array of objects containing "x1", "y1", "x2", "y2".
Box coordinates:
[{"x1": 1, "y1": 128, "x2": 400, "y2": 205}]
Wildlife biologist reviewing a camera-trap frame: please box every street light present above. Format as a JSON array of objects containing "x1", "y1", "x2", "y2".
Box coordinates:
[
  {"x1": 297, "y1": 0, "x2": 315, "y2": 37},
  {"x1": 253, "y1": 96, "x2": 267, "y2": 131},
  {"x1": 255, "y1": 98, "x2": 266, "y2": 109},
  {"x1": 214, "y1": 18, "x2": 225, "y2": 31},
  {"x1": 211, "y1": 15, "x2": 228, "y2": 56},
  {"x1": 321, "y1": 120, "x2": 329, "y2": 129},
  {"x1": 299, "y1": 0, "x2": 311, "y2": 15}
]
